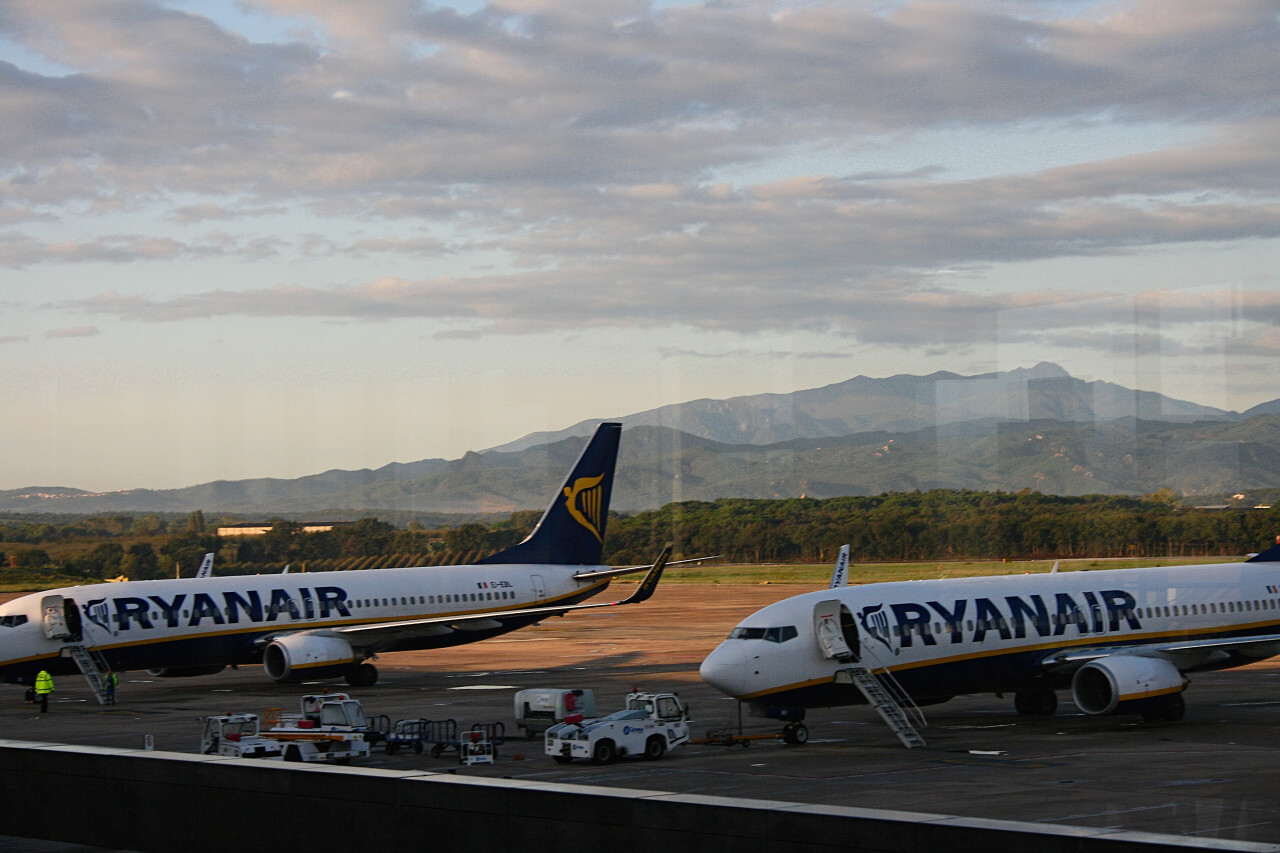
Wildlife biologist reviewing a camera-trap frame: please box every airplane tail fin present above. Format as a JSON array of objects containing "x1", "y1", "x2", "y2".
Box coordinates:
[
  {"x1": 476, "y1": 422, "x2": 622, "y2": 566},
  {"x1": 1246, "y1": 542, "x2": 1280, "y2": 563}
]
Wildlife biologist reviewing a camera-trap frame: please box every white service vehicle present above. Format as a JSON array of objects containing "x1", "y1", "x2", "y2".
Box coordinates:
[
  {"x1": 545, "y1": 691, "x2": 690, "y2": 765},
  {"x1": 514, "y1": 687, "x2": 597, "y2": 736},
  {"x1": 200, "y1": 713, "x2": 285, "y2": 760},
  {"x1": 261, "y1": 692, "x2": 373, "y2": 764}
]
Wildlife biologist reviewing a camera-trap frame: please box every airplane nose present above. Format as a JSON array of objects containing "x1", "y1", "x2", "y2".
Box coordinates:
[{"x1": 700, "y1": 641, "x2": 750, "y2": 698}]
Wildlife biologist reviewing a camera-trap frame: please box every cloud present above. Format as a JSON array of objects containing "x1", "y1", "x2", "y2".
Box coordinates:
[
  {"x1": 4, "y1": 0, "x2": 1280, "y2": 351},
  {"x1": 44, "y1": 325, "x2": 100, "y2": 338},
  {"x1": 169, "y1": 202, "x2": 287, "y2": 223},
  {"x1": 4, "y1": 1, "x2": 1280, "y2": 202}
]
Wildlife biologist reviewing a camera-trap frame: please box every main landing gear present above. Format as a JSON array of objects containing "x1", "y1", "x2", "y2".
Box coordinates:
[
  {"x1": 1141, "y1": 693, "x2": 1186, "y2": 723},
  {"x1": 781, "y1": 722, "x2": 809, "y2": 744},
  {"x1": 1013, "y1": 688, "x2": 1058, "y2": 717},
  {"x1": 345, "y1": 662, "x2": 378, "y2": 687}
]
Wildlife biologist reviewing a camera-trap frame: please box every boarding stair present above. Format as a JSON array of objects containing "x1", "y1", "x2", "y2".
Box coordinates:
[
  {"x1": 62, "y1": 644, "x2": 113, "y2": 705},
  {"x1": 835, "y1": 664, "x2": 927, "y2": 749}
]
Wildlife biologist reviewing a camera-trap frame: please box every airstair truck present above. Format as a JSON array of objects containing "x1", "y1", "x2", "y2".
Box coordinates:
[{"x1": 545, "y1": 691, "x2": 689, "y2": 765}]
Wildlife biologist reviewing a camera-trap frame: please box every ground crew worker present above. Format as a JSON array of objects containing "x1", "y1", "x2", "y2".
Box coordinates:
[
  {"x1": 34, "y1": 670, "x2": 54, "y2": 713},
  {"x1": 104, "y1": 670, "x2": 118, "y2": 705}
]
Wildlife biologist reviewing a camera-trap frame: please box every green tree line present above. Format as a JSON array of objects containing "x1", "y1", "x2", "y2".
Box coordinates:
[
  {"x1": 3, "y1": 492, "x2": 1278, "y2": 584},
  {"x1": 601, "y1": 490, "x2": 1280, "y2": 565}
]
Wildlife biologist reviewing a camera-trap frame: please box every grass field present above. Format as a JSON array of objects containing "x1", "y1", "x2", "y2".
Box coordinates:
[
  {"x1": 0, "y1": 555, "x2": 1240, "y2": 594},
  {"x1": 656, "y1": 555, "x2": 1236, "y2": 586}
]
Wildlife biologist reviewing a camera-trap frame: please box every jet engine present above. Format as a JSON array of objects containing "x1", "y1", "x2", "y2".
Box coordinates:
[
  {"x1": 146, "y1": 664, "x2": 226, "y2": 678},
  {"x1": 1071, "y1": 655, "x2": 1186, "y2": 716},
  {"x1": 262, "y1": 633, "x2": 358, "y2": 683}
]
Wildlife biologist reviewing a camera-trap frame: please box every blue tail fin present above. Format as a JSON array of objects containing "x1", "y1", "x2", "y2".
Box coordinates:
[
  {"x1": 476, "y1": 422, "x2": 622, "y2": 566},
  {"x1": 1246, "y1": 542, "x2": 1280, "y2": 563}
]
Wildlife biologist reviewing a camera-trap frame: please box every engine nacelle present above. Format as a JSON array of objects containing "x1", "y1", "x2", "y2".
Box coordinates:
[
  {"x1": 1071, "y1": 655, "x2": 1185, "y2": 716},
  {"x1": 262, "y1": 633, "x2": 357, "y2": 683},
  {"x1": 146, "y1": 664, "x2": 226, "y2": 678}
]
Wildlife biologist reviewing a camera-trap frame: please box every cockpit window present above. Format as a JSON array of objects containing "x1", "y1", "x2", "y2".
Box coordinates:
[
  {"x1": 764, "y1": 626, "x2": 798, "y2": 643},
  {"x1": 0, "y1": 614, "x2": 29, "y2": 628},
  {"x1": 728, "y1": 625, "x2": 797, "y2": 643}
]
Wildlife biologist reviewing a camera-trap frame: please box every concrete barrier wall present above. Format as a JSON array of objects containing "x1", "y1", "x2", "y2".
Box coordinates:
[{"x1": 1, "y1": 740, "x2": 1275, "y2": 853}]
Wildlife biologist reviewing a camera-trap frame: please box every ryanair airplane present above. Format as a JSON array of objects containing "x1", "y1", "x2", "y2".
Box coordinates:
[
  {"x1": 1, "y1": 422, "x2": 669, "y2": 690},
  {"x1": 700, "y1": 545, "x2": 1280, "y2": 743}
]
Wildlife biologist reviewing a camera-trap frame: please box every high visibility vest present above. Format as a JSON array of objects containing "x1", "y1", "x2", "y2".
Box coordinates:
[{"x1": 35, "y1": 671, "x2": 54, "y2": 695}]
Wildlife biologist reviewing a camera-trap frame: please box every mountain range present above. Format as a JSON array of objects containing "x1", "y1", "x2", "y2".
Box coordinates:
[{"x1": 4, "y1": 363, "x2": 1278, "y2": 516}]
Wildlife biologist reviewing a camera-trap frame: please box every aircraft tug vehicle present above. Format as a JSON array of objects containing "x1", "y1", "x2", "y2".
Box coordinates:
[
  {"x1": 259, "y1": 693, "x2": 373, "y2": 763},
  {"x1": 200, "y1": 713, "x2": 285, "y2": 760},
  {"x1": 545, "y1": 691, "x2": 690, "y2": 764}
]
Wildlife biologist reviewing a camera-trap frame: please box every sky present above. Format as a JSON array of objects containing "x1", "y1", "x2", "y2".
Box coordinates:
[{"x1": 2, "y1": 0, "x2": 1280, "y2": 493}]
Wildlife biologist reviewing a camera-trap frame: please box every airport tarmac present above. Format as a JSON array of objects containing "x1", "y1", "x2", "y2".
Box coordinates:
[{"x1": 3, "y1": 582, "x2": 1280, "y2": 847}]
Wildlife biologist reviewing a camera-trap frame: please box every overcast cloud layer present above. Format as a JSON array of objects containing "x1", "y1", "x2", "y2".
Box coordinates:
[{"x1": 2, "y1": 0, "x2": 1279, "y2": 490}]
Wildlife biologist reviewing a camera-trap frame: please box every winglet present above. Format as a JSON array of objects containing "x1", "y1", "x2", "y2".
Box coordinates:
[
  {"x1": 195, "y1": 552, "x2": 214, "y2": 579},
  {"x1": 620, "y1": 545, "x2": 671, "y2": 605},
  {"x1": 829, "y1": 544, "x2": 850, "y2": 589}
]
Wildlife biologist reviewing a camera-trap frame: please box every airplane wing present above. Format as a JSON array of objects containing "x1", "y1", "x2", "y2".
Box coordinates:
[
  {"x1": 571, "y1": 553, "x2": 718, "y2": 582},
  {"x1": 1041, "y1": 632, "x2": 1280, "y2": 672},
  {"x1": 312, "y1": 545, "x2": 673, "y2": 645}
]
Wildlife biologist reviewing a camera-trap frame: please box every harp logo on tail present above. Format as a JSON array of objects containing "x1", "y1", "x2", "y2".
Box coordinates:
[{"x1": 563, "y1": 473, "x2": 606, "y2": 542}]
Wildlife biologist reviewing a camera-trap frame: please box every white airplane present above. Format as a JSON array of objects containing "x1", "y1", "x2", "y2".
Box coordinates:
[
  {"x1": 1, "y1": 422, "x2": 670, "y2": 689},
  {"x1": 700, "y1": 546, "x2": 1280, "y2": 743}
]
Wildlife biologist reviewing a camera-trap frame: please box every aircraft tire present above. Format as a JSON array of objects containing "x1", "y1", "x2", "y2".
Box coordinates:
[
  {"x1": 782, "y1": 722, "x2": 809, "y2": 745},
  {"x1": 345, "y1": 662, "x2": 378, "y2": 688}
]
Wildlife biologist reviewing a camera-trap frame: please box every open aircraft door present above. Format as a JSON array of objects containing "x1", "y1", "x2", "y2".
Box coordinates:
[
  {"x1": 41, "y1": 595, "x2": 71, "y2": 641},
  {"x1": 814, "y1": 599, "x2": 860, "y2": 663}
]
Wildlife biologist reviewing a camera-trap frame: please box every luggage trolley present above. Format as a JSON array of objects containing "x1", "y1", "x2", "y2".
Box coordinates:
[
  {"x1": 459, "y1": 729, "x2": 494, "y2": 765},
  {"x1": 364, "y1": 714, "x2": 392, "y2": 749},
  {"x1": 384, "y1": 718, "x2": 429, "y2": 755},
  {"x1": 469, "y1": 722, "x2": 506, "y2": 758},
  {"x1": 427, "y1": 718, "x2": 459, "y2": 758}
]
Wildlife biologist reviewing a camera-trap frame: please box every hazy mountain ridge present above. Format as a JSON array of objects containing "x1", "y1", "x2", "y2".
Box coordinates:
[
  {"x1": 491, "y1": 362, "x2": 1237, "y2": 452},
  {"x1": 4, "y1": 364, "x2": 1276, "y2": 516}
]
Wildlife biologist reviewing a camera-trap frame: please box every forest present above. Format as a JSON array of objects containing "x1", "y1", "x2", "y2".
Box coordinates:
[{"x1": 2, "y1": 489, "x2": 1277, "y2": 585}]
